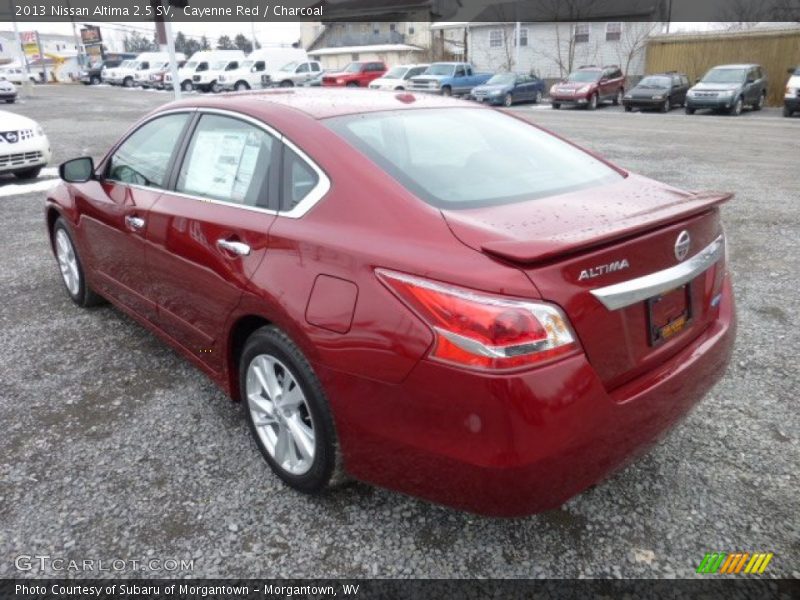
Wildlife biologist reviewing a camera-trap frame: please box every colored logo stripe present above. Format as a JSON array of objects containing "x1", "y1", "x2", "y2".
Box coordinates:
[{"x1": 697, "y1": 552, "x2": 773, "y2": 574}]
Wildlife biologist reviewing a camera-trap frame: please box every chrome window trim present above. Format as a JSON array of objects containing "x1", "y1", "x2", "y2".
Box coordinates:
[{"x1": 590, "y1": 235, "x2": 725, "y2": 311}]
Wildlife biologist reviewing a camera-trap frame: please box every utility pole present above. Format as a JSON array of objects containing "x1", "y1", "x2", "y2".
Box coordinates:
[
  {"x1": 250, "y1": 0, "x2": 258, "y2": 51},
  {"x1": 11, "y1": 6, "x2": 33, "y2": 94},
  {"x1": 66, "y1": 0, "x2": 84, "y2": 67}
]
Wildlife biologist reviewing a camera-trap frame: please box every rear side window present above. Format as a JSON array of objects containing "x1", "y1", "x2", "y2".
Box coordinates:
[
  {"x1": 326, "y1": 108, "x2": 622, "y2": 209},
  {"x1": 107, "y1": 113, "x2": 190, "y2": 188},
  {"x1": 311, "y1": 62, "x2": 321, "y2": 72},
  {"x1": 177, "y1": 114, "x2": 274, "y2": 208},
  {"x1": 281, "y1": 145, "x2": 319, "y2": 210}
]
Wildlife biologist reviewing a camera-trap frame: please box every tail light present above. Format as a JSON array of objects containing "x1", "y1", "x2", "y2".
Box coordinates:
[{"x1": 376, "y1": 269, "x2": 578, "y2": 370}]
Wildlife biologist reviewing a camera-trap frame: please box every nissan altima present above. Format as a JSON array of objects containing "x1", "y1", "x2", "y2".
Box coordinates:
[{"x1": 46, "y1": 89, "x2": 735, "y2": 516}]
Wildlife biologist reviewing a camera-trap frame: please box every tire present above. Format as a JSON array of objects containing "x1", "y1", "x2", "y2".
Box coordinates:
[
  {"x1": 241, "y1": 326, "x2": 344, "y2": 494},
  {"x1": 440, "y1": 86, "x2": 452, "y2": 97},
  {"x1": 210, "y1": 81, "x2": 221, "y2": 93},
  {"x1": 14, "y1": 166, "x2": 41, "y2": 179},
  {"x1": 234, "y1": 81, "x2": 250, "y2": 91},
  {"x1": 533, "y1": 90, "x2": 542, "y2": 104},
  {"x1": 503, "y1": 92, "x2": 513, "y2": 107},
  {"x1": 5, "y1": 98, "x2": 14, "y2": 104},
  {"x1": 624, "y1": 105, "x2": 632, "y2": 112},
  {"x1": 551, "y1": 102, "x2": 560, "y2": 109},
  {"x1": 753, "y1": 92, "x2": 765, "y2": 111},
  {"x1": 685, "y1": 106, "x2": 695, "y2": 115},
  {"x1": 52, "y1": 218, "x2": 103, "y2": 307},
  {"x1": 613, "y1": 88, "x2": 623, "y2": 106},
  {"x1": 587, "y1": 94, "x2": 598, "y2": 110},
  {"x1": 346, "y1": 81, "x2": 359, "y2": 88},
  {"x1": 90, "y1": 75, "x2": 100, "y2": 85},
  {"x1": 279, "y1": 80, "x2": 294, "y2": 88},
  {"x1": 122, "y1": 77, "x2": 133, "y2": 88},
  {"x1": 660, "y1": 98, "x2": 670, "y2": 113},
  {"x1": 729, "y1": 96, "x2": 743, "y2": 116},
  {"x1": 181, "y1": 80, "x2": 194, "y2": 92},
  {"x1": 784, "y1": 105, "x2": 792, "y2": 117}
]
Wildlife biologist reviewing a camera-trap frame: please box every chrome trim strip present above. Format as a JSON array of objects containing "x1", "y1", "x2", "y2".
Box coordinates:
[{"x1": 590, "y1": 235, "x2": 724, "y2": 311}]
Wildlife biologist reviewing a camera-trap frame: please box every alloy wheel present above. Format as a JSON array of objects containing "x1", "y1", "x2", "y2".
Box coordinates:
[
  {"x1": 246, "y1": 354, "x2": 316, "y2": 476},
  {"x1": 503, "y1": 93, "x2": 513, "y2": 107},
  {"x1": 55, "y1": 229, "x2": 80, "y2": 296}
]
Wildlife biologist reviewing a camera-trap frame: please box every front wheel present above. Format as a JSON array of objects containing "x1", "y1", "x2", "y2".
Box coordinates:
[
  {"x1": 533, "y1": 90, "x2": 542, "y2": 104},
  {"x1": 241, "y1": 326, "x2": 343, "y2": 494},
  {"x1": 551, "y1": 102, "x2": 561, "y2": 109},
  {"x1": 503, "y1": 92, "x2": 513, "y2": 107},
  {"x1": 753, "y1": 92, "x2": 765, "y2": 111},
  {"x1": 729, "y1": 96, "x2": 743, "y2": 116},
  {"x1": 440, "y1": 86, "x2": 452, "y2": 97},
  {"x1": 90, "y1": 75, "x2": 100, "y2": 85},
  {"x1": 660, "y1": 98, "x2": 670, "y2": 113},
  {"x1": 5, "y1": 98, "x2": 14, "y2": 104},
  {"x1": 280, "y1": 80, "x2": 294, "y2": 88},
  {"x1": 210, "y1": 81, "x2": 221, "y2": 93},
  {"x1": 234, "y1": 81, "x2": 250, "y2": 91},
  {"x1": 685, "y1": 106, "x2": 695, "y2": 115},
  {"x1": 624, "y1": 105, "x2": 632, "y2": 112},
  {"x1": 52, "y1": 218, "x2": 103, "y2": 307},
  {"x1": 587, "y1": 94, "x2": 598, "y2": 110},
  {"x1": 784, "y1": 105, "x2": 793, "y2": 117},
  {"x1": 122, "y1": 77, "x2": 133, "y2": 88},
  {"x1": 346, "y1": 81, "x2": 359, "y2": 88},
  {"x1": 181, "y1": 80, "x2": 194, "y2": 92}
]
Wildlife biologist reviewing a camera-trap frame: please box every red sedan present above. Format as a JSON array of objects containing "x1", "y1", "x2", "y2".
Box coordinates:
[{"x1": 47, "y1": 89, "x2": 735, "y2": 516}]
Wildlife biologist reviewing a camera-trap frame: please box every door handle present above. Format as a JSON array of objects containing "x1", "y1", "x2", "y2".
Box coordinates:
[
  {"x1": 216, "y1": 238, "x2": 251, "y2": 256},
  {"x1": 125, "y1": 215, "x2": 145, "y2": 231}
]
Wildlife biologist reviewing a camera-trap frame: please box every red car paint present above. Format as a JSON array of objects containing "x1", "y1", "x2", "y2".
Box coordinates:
[
  {"x1": 550, "y1": 66, "x2": 626, "y2": 108},
  {"x1": 45, "y1": 89, "x2": 735, "y2": 516},
  {"x1": 322, "y1": 61, "x2": 387, "y2": 87}
]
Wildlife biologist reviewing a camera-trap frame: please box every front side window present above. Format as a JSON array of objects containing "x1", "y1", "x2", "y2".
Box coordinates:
[
  {"x1": 107, "y1": 113, "x2": 190, "y2": 188},
  {"x1": 177, "y1": 114, "x2": 274, "y2": 208},
  {"x1": 225, "y1": 62, "x2": 239, "y2": 71},
  {"x1": 311, "y1": 62, "x2": 321, "y2": 72},
  {"x1": 326, "y1": 108, "x2": 622, "y2": 209},
  {"x1": 297, "y1": 63, "x2": 310, "y2": 73}
]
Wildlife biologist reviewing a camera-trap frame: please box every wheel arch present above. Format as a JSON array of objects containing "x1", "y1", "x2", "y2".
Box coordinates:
[{"x1": 226, "y1": 314, "x2": 274, "y2": 402}]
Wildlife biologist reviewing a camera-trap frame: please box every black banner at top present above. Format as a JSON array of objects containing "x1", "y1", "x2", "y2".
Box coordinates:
[{"x1": 2, "y1": 0, "x2": 800, "y2": 23}]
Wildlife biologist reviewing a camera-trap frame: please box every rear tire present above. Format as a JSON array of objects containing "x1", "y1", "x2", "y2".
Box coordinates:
[
  {"x1": 210, "y1": 81, "x2": 221, "y2": 93},
  {"x1": 52, "y1": 218, "x2": 104, "y2": 308},
  {"x1": 346, "y1": 81, "x2": 359, "y2": 88},
  {"x1": 5, "y1": 98, "x2": 14, "y2": 104},
  {"x1": 503, "y1": 92, "x2": 513, "y2": 107},
  {"x1": 587, "y1": 94, "x2": 598, "y2": 110},
  {"x1": 122, "y1": 77, "x2": 133, "y2": 88},
  {"x1": 784, "y1": 105, "x2": 793, "y2": 117},
  {"x1": 280, "y1": 80, "x2": 294, "y2": 87},
  {"x1": 234, "y1": 81, "x2": 250, "y2": 91},
  {"x1": 551, "y1": 102, "x2": 560, "y2": 109},
  {"x1": 90, "y1": 75, "x2": 100, "y2": 85},
  {"x1": 624, "y1": 105, "x2": 632, "y2": 112},
  {"x1": 613, "y1": 89, "x2": 623, "y2": 105},
  {"x1": 181, "y1": 80, "x2": 194, "y2": 92},
  {"x1": 441, "y1": 86, "x2": 452, "y2": 97},
  {"x1": 753, "y1": 92, "x2": 765, "y2": 111},
  {"x1": 729, "y1": 96, "x2": 743, "y2": 116},
  {"x1": 241, "y1": 326, "x2": 344, "y2": 494},
  {"x1": 685, "y1": 106, "x2": 695, "y2": 115},
  {"x1": 660, "y1": 98, "x2": 670, "y2": 113},
  {"x1": 533, "y1": 90, "x2": 542, "y2": 104}
]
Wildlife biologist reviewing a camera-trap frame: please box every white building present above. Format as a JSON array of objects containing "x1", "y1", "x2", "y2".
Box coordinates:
[{"x1": 433, "y1": 21, "x2": 665, "y2": 81}]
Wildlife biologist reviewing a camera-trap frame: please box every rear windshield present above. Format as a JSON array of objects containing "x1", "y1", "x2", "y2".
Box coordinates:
[{"x1": 325, "y1": 108, "x2": 622, "y2": 209}]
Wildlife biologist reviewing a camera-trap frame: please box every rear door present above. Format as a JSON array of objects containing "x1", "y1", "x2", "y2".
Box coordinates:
[
  {"x1": 76, "y1": 111, "x2": 192, "y2": 321},
  {"x1": 145, "y1": 111, "x2": 280, "y2": 372}
]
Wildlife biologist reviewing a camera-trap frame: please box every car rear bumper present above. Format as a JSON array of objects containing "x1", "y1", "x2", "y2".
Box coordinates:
[{"x1": 320, "y1": 276, "x2": 735, "y2": 516}]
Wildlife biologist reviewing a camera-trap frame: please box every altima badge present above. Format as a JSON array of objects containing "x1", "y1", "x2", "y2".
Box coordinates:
[
  {"x1": 578, "y1": 259, "x2": 630, "y2": 281},
  {"x1": 675, "y1": 230, "x2": 691, "y2": 261}
]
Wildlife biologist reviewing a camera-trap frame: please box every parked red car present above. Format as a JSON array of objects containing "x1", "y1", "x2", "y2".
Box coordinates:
[
  {"x1": 47, "y1": 89, "x2": 735, "y2": 516},
  {"x1": 550, "y1": 65, "x2": 626, "y2": 110},
  {"x1": 322, "y1": 61, "x2": 386, "y2": 87}
]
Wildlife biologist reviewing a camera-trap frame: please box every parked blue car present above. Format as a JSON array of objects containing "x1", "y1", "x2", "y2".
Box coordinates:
[{"x1": 470, "y1": 72, "x2": 546, "y2": 106}]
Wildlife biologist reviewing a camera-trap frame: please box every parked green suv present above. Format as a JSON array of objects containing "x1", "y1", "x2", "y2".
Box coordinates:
[{"x1": 685, "y1": 64, "x2": 767, "y2": 116}]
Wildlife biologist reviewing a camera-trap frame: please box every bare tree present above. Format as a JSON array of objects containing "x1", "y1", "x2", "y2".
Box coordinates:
[{"x1": 614, "y1": 22, "x2": 661, "y2": 83}]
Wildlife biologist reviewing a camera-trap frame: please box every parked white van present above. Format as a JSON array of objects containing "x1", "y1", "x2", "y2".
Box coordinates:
[
  {"x1": 164, "y1": 50, "x2": 238, "y2": 92},
  {"x1": 107, "y1": 52, "x2": 176, "y2": 87},
  {"x1": 218, "y1": 47, "x2": 311, "y2": 91},
  {"x1": 182, "y1": 50, "x2": 245, "y2": 93}
]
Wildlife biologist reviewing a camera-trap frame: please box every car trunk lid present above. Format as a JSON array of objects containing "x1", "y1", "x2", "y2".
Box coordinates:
[{"x1": 442, "y1": 175, "x2": 731, "y2": 390}]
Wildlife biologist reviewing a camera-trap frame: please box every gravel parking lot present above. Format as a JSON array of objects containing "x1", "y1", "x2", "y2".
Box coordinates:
[{"x1": 1, "y1": 85, "x2": 797, "y2": 579}]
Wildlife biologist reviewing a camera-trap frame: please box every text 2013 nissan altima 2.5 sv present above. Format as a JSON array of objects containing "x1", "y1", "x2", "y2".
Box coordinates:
[{"x1": 46, "y1": 89, "x2": 735, "y2": 516}]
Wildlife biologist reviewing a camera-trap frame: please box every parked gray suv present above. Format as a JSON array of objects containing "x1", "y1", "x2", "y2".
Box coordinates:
[{"x1": 685, "y1": 64, "x2": 768, "y2": 116}]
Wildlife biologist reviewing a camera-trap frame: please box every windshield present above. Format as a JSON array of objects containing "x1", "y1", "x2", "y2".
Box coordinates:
[
  {"x1": 326, "y1": 108, "x2": 621, "y2": 209},
  {"x1": 279, "y1": 61, "x2": 298, "y2": 72},
  {"x1": 486, "y1": 73, "x2": 516, "y2": 85},
  {"x1": 425, "y1": 64, "x2": 455, "y2": 76},
  {"x1": 566, "y1": 70, "x2": 601, "y2": 82},
  {"x1": 702, "y1": 68, "x2": 746, "y2": 83},
  {"x1": 637, "y1": 76, "x2": 671, "y2": 88},
  {"x1": 343, "y1": 63, "x2": 363, "y2": 73},
  {"x1": 385, "y1": 66, "x2": 409, "y2": 79}
]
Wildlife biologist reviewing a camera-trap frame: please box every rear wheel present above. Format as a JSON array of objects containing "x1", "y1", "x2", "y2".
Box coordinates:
[
  {"x1": 241, "y1": 326, "x2": 344, "y2": 493},
  {"x1": 533, "y1": 90, "x2": 542, "y2": 104},
  {"x1": 685, "y1": 106, "x2": 695, "y2": 115},
  {"x1": 5, "y1": 98, "x2": 14, "y2": 104},
  {"x1": 784, "y1": 105, "x2": 793, "y2": 117},
  {"x1": 210, "y1": 80, "x2": 221, "y2": 93},
  {"x1": 181, "y1": 80, "x2": 194, "y2": 92},
  {"x1": 90, "y1": 75, "x2": 100, "y2": 85},
  {"x1": 613, "y1": 89, "x2": 623, "y2": 105},
  {"x1": 503, "y1": 92, "x2": 513, "y2": 107},
  {"x1": 753, "y1": 92, "x2": 765, "y2": 111},
  {"x1": 624, "y1": 105, "x2": 632, "y2": 112},
  {"x1": 122, "y1": 77, "x2": 133, "y2": 88},
  {"x1": 551, "y1": 102, "x2": 560, "y2": 109},
  {"x1": 280, "y1": 80, "x2": 294, "y2": 87},
  {"x1": 52, "y1": 218, "x2": 103, "y2": 307},
  {"x1": 587, "y1": 94, "x2": 598, "y2": 110},
  {"x1": 234, "y1": 81, "x2": 250, "y2": 91},
  {"x1": 660, "y1": 98, "x2": 670, "y2": 113}
]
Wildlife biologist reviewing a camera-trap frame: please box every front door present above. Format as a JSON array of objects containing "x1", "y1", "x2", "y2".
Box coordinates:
[
  {"x1": 76, "y1": 112, "x2": 192, "y2": 321},
  {"x1": 145, "y1": 112, "x2": 280, "y2": 372}
]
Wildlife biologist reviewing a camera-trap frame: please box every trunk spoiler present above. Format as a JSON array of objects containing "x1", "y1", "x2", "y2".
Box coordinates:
[{"x1": 480, "y1": 191, "x2": 733, "y2": 265}]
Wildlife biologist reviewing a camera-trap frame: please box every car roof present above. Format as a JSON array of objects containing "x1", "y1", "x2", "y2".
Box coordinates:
[
  {"x1": 712, "y1": 64, "x2": 760, "y2": 69},
  {"x1": 166, "y1": 88, "x2": 470, "y2": 120}
]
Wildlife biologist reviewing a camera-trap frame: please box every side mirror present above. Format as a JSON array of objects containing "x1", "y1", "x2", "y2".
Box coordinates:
[{"x1": 60, "y1": 157, "x2": 95, "y2": 183}]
